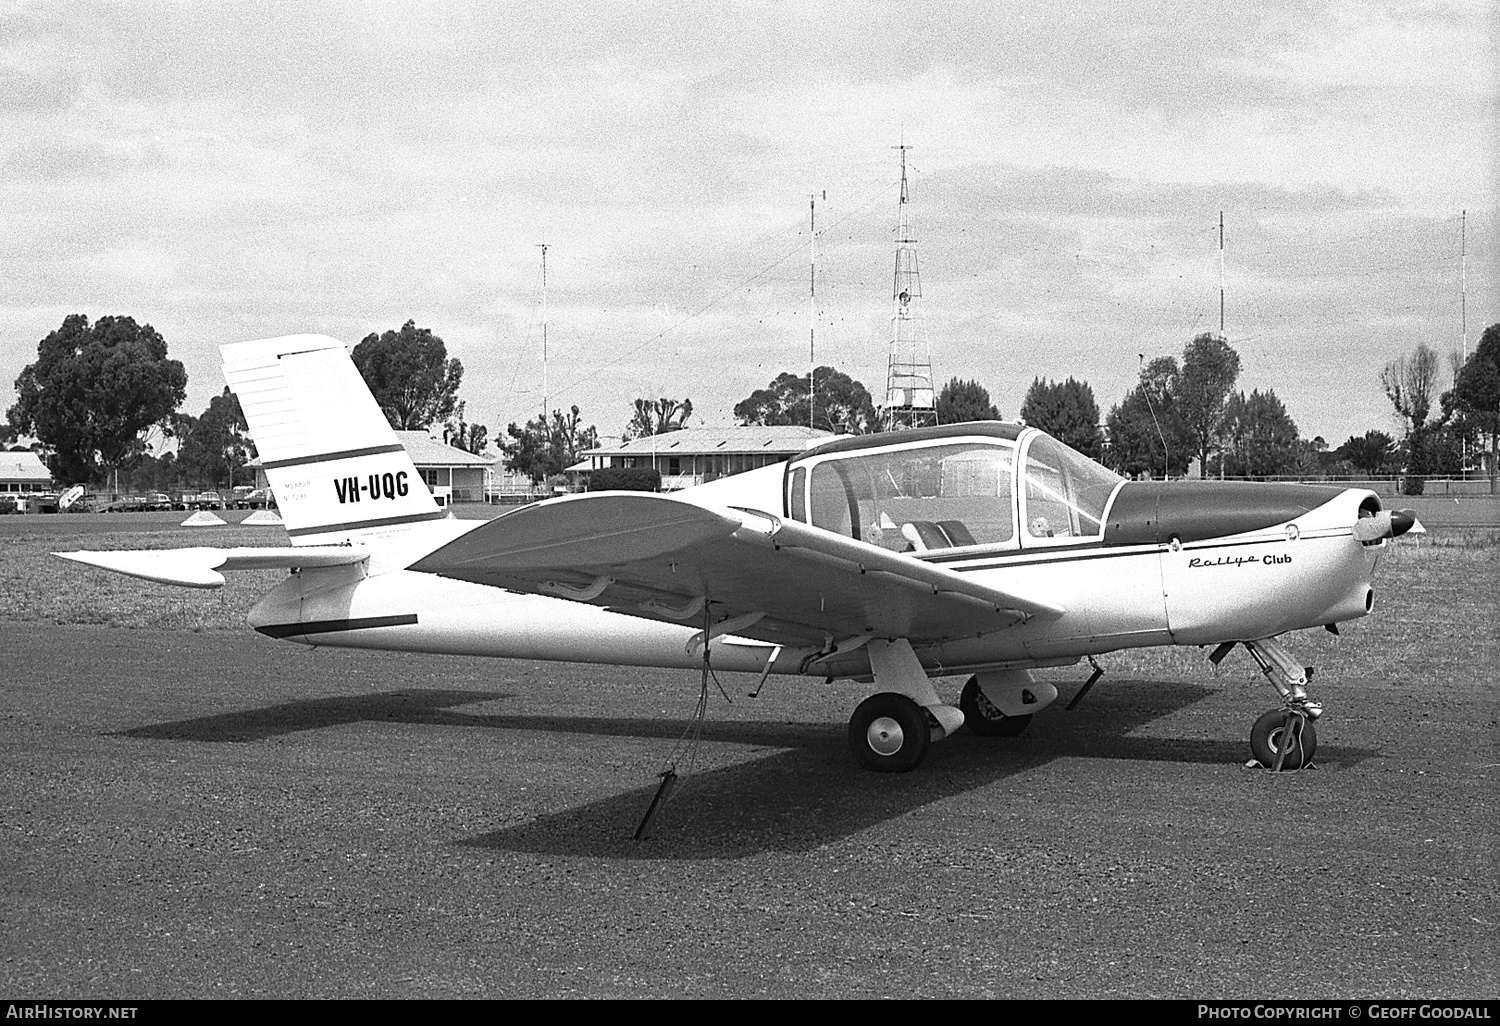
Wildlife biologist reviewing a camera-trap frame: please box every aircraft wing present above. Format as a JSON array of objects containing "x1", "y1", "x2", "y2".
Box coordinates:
[
  {"x1": 55, "y1": 546, "x2": 369, "y2": 589},
  {"x1": 407, "y1": 493, "x2": 1063, "y2": 648}
]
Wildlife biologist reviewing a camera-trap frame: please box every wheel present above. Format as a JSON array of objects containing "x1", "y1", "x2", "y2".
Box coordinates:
[
  {"x1": 959, "y1": 676, "x2": 1033, "y2": 737},
  {"x1": 1250, "y1": 709, "x2": 1318, "y2": 769},
  {"x1": 848, "y1": 692, "x2": 931, "y2": 772}
]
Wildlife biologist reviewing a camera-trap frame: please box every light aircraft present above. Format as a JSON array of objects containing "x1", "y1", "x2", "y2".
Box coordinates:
[{"x1": 61, "y1": 334, "x2": 1418, "y2": 774}]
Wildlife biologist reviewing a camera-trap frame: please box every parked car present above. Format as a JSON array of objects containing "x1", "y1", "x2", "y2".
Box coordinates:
[
  {"x1": 229, "y1": 486, "x2": 274, "y2": 509},
  {"x1": 188, "y1": 491, "x2": 224, "y2": 510}
]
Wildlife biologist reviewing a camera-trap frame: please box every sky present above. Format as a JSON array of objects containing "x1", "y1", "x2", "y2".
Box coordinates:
[{"x1": 1, "y1": 0, "x2": 1495, "y2": 451}]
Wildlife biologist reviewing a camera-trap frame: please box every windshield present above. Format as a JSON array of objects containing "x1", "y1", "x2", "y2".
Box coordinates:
[{"x1": 1020, "y1": 433, "x2": 1122, "y2": 541}]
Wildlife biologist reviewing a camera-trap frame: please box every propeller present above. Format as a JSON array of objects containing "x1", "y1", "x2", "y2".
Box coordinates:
[{"x1": 1351, "y1": 509, "x2": 1421, "y2": 543}]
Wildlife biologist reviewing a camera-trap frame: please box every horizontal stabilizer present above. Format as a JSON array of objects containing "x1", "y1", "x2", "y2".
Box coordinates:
[{"x1": 55, "y1": 546, "x2": 369, "y2": 589}]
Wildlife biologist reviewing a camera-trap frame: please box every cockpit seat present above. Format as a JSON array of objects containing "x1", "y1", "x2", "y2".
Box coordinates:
[
  {"x1": 900, "y1": 520, "x2": 975, "y2": 552},
  {"x1": 936, "y1": 520, "x2": 976, "y2": 546}
]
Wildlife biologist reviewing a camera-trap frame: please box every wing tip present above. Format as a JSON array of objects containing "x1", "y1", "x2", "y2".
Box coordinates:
[{"x1": 54, "y1": 549, "x2": 227, "y2": 589}]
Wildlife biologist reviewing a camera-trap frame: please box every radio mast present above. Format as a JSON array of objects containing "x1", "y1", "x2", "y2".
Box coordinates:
[
  {"x1": 809, "y1": 191, "x2": 821, "y2": 429},
  {"x1": 1219, "y1": 211, "x2": 1226, "y2": 337},
  {"x1": 881, "y1": 145, "x2": 938, "y2": 431},
  {"x1": 538, "y1": 242, "x2": 549, "y2": 422},
  {"x1": 1461, "y1": 209, "x2": 1468, "y2": 362}
]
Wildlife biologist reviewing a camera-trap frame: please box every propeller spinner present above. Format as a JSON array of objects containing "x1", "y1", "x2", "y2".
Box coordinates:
[{"x1": 1351, "y1": 509, "x2": 1421, "y2": 543}]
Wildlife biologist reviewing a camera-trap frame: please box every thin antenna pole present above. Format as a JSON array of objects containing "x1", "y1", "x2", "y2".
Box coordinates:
[
  {"x1": 1461, "y1": 209, "x2": 1468, "y2": 362},
  {"x1": 1219, "y1": 211, "x2": 1225, "y2": 337},
  {"x1": 1140, "y1": 353, "x2": 1171, "y2": 480},
  {"x1": 809, "y1": 192, "x2": 817, "y2": 429},
  {"x1": 538, "y1": 242, "x2": 549, "y2": 423},
  {"x1": 1460, "y1": 210, "x2": 1469, "y2": 474}
]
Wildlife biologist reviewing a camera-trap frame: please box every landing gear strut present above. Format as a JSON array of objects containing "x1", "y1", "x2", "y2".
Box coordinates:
[{"x1": 845, "y1": 639, "x2": 965, "y2": 772}]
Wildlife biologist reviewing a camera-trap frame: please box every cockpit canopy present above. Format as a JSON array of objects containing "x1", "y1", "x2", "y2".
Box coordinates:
[{"x1": 784, "y1": 424, "x2": 1122, "y2": 554}]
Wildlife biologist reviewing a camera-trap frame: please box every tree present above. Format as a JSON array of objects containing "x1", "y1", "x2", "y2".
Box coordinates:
[
  {"x1": 501, "y1": 405, "x2": 599, "y2": 485},
  {"x1": 1105, "y1": 356, "x2": 1189, "y2": 477},
  {"x1": 442, "y1": 401, "x2": 489, "y2": 455},
  {"x1": 177, "y1": 387, "x2": 255, "y2": 490},
  {"x1": 1217, "y1": 389, "x2": 1300, "y2": 477},
  {"x1": 1406, "y1": 423, "x2": 1464, "y2": 477},
  {"x1": 734, "y1": 366, "x2": 877, "y2": 434},
  {"x1": 1178, "y1": 333, "x2": 1241, "y2": 476},
  {"x1": 1019, "y1": 377, "x2": 1102, "y2": 459},
  {"x1": 351, "y1": 320, "x2": 463, "y2": 430},
  {"x1": 936, "y1": 378, "x2": 1000, "y2": 423},
  {"x1": 5, "y1": 314, "x2": 187, "y2": 486},
  {"x1": 624, "y1": 397, "x2": 693, "y2": 441},
  {"x1": 1451, "y1": 323, "x2": 1500, "y2": 492},
  {"x1": 1379, "y1": 342, "x2": 1441, "y2": 439},
  {"x1": 1336, "y1": 430, "x2": 1395, "y2": 477}
]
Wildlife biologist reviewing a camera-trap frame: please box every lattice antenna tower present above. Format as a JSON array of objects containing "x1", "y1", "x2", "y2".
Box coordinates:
[{"x1": 882, "y1": 145, "x2": 938, "y2": 430}]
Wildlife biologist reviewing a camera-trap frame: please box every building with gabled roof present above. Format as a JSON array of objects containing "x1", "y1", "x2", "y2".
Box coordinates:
[
  {"x1": 577, "y1": 425, "x2": 834, "y2": 491},
  {"x1": 0, "y1": 450, "x2": 52, "y2": 496},
  {"x1": 394, "y1": 431, "x2": 496, "y2": 504}
]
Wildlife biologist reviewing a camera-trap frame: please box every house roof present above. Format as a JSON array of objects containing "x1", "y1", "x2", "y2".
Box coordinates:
[
  {"x1": 0, "y1": 450, "x2": 51, "y2": 483},
  {"x1": 394, "y1": 431, "x2": 495, "y2": 467},
  {"x1": 582, "y1": 425, "x2": 834, "y2": 459}
]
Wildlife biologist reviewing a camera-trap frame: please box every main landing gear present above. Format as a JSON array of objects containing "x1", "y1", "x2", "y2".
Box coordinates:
[
  {"x1": 846, "y1": 658, "x2": 1059, "y2": 772},
  {"x1": 848, "y1": 692, "x2": 930, "y2": 772},
  {"x1": 959, "y1": 675, "x2": 1031, "y2": 737},
  {"x1": 845, "y1": 640, "x2": 965, "y2": 773},
  {"x1": 1218, "y1": 638, "x2": 1322, "y2": 771}
]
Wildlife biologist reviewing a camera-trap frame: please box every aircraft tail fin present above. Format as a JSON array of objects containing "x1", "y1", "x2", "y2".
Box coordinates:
[{"x1": 221, "y1": 335, "x2": 448, "y2": 546}]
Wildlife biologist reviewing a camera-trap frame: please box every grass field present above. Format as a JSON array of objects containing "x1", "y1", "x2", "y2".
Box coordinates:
[{"x1": 0, "y1": 513, "x2": 289, "y2": 630}]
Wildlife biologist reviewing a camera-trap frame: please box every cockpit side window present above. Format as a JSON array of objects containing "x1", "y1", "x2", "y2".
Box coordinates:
[
  {"x1": 809, "y1": 460, "x2": 858, "y2": 538},
  {"x1": 799, "y1": 441, "x2": 1016, "y2": 552}
]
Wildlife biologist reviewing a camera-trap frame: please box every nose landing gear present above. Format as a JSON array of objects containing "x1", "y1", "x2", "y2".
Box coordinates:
[
  {"x1": 1250, "y1": 706, "x2": 1317, "y2": 771},
  {"x1": 1226, "y1": 638, "x2": 1323, "y2": 771}
]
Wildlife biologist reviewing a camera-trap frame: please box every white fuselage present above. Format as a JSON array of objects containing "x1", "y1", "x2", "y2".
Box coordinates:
[{"x1": 247, "y1": 470, "x2": 1384, "y2": 683}]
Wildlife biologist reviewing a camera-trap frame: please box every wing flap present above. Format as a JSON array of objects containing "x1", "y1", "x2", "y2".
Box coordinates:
[
  {"x1": 56, "y1": 546, "x2": 369, "y2": 589},
  {"x1": 409, "y1": 493, "x2": 1062, "y2": 645}
]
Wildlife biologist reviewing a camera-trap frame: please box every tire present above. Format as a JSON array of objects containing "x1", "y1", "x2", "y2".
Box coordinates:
[
  {"x1": 848, "y1": 692, "x2": 931, "y2": 772},
  {"x1": 959, "y1": 676, "x2": 1033, "y2": 737},
  {"x1": 1250, "y1": 709, "x2": 1318, "y2": 769}
]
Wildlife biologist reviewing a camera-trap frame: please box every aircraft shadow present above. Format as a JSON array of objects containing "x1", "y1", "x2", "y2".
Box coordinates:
[
  {"x1": 117, "y1": 681, "x2": 1373, "y2": 858},
  {"x1": 461, "y1": 678, "x2": 1370, "y2": 858},
  {"x1": 120, "y1": 689, "x2": 840, "y2": 749},
  {"x1": 118, "y1": 689, "x2": 515, "y2": 743}
]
